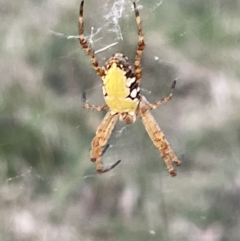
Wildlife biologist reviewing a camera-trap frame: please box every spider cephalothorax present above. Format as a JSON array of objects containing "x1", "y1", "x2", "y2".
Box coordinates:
[{"x1": 79, "y1": 1, "x2": 181, "y2": 176}]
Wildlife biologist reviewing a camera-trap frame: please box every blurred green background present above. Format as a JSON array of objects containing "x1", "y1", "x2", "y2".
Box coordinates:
[{"x1": 1, "y1": 0, "x2": 240, "y2": 240}]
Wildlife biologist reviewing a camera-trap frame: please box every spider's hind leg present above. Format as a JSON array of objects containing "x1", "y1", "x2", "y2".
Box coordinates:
[
  {"x1": 138, "y1": 106, "x2": 181, "y2": 176},
  {"x1": 78, "y1": 1, "x2": 104, "y2": 77},
  {"x1": 133, "y1": 2, "x2": 145, "y2": 85}
]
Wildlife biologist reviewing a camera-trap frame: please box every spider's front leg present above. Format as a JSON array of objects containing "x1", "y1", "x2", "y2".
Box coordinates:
[
  {"x1": 138, "y1": 82, "x2": 180, "y2": 176},
  {"x1": 139, "y1": 107, "x2": 181, "y2": 176},
  {"x1": 90, "y1": 111, "x2": 121, "y2": 173}
]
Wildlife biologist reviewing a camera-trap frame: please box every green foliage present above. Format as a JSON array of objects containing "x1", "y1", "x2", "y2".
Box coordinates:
[{"x1": 1, "y1": 0, "x2": 240, "y2": 240}]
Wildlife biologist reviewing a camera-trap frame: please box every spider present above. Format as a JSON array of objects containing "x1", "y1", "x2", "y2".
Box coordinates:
[{"x1": 79, "y1": 1, "x2": 181, "y2": 176}]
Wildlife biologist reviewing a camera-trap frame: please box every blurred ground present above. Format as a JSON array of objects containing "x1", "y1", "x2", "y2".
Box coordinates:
[{"x1": 1, "y1": 0, "x2": 240, "y2": 241}]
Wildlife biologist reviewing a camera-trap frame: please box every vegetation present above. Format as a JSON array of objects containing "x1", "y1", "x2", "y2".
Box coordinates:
[{"x1": 1, "y1": 0, "x2": 240, "y2": 240}]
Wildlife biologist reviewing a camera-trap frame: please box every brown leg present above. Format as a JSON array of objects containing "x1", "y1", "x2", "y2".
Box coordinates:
[
  {"x1": 133, "y1": 2, "x2": 145, "y2": 84},
  {"x1": 82, "y1": 92, "x2": 108, "y2": 111},
  {"x1": 79, "y1": 1, "x2": 105, "y2": 77},
  {"x1": 90, "y1": 111, "x2": 121, "y2": 173},
  {"x1": 144, "y1": 80, "x2": 176, "y2": 110},
  {"x1": 139, "y1": 108, "x2": 180, "y2": 176}
]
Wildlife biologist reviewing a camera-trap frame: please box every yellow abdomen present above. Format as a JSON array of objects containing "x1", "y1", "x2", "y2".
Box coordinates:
[{"x1": 102, "y1": 63, "x2": 139, "y2": 113}]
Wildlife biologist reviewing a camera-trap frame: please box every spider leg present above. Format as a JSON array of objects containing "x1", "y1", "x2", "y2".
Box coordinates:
[
  {"x1": 102, "y1": 143, "x2": 110, "y2": 156},
  {"x1": 90, "y1": 111, "x2": 121, "y2": 173},
  {"x1": 133, "y1": 2, "x2": 145, "y2": 84},
  {"x1": 138, "y1": 108, "x2": 181, "y2": 176},
  {"x1": 79, "y1": 1, "x2": 104, "y2": 77},
  {"x1": 144, "y1": 80, "x2": 176, "y2": 110},
  {"x1": 82, "y1": 92, "x2": 108, "y2": 111}
]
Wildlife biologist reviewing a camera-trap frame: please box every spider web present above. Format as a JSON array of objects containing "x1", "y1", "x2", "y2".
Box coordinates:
[{"x1": 1, "y1": 0, "x2": 239, "y2": 240}]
